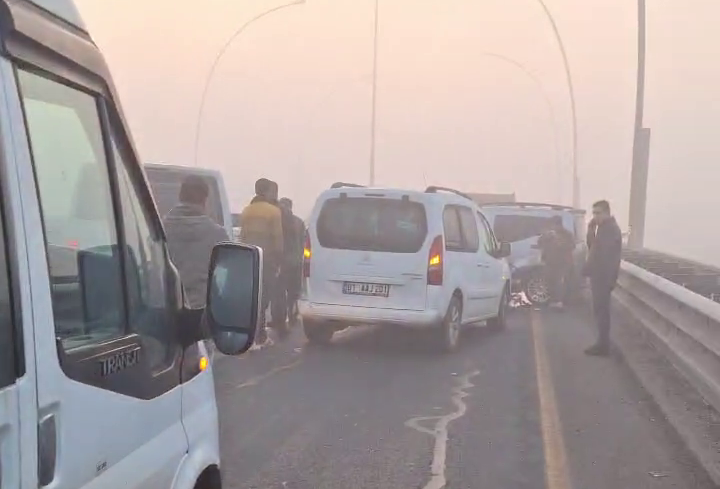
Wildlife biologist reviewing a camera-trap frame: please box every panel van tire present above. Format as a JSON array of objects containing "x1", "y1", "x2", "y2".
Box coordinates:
[
  {"x1": 304, "y1": 321, "x2": 334, "y2": 344},
  {"x1": 488, "y1": 285, "x2": 509, "y2": 331},
  {"x1": 436, "y1": 296, "x2": 462, "y2": 352}
]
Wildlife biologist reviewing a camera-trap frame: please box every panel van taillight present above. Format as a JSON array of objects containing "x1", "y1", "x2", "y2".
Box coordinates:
[
  {"x1": 303, "y1": 231, "x2": 312, "y2": 278},
  {"x1": 427, "y1": 235, "x2": 444, "y2": 286}
]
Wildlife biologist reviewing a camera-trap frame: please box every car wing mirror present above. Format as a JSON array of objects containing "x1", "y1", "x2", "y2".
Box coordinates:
[
  {"x1": 206, "y1": 242, "x2": 263, "y2": 355},
  {"x1": 497, "y1": 241, "x2": 511, "y2": 258}
]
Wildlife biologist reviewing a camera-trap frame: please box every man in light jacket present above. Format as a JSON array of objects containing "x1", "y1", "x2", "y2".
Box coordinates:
[
  {"x1": 164, "y1": 175, "x2": 229, "y2": 309},
  {"x1": 239, "y1": 178, "x2": 284, "y2": 343}
]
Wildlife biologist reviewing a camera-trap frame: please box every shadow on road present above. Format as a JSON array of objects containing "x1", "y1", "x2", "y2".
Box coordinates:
[{"x1": 303, "y1": 319, "x2": 509, "y2": 359}]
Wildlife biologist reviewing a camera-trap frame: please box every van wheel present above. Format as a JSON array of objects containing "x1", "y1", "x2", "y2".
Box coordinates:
[
  {"x1": 304, "y1": 321, "x2": 334, "y2": 344},
  {"x1": 488, "y1": 286, "x2": 509, "y2": 331},
  {"x1": 436, "y1": 297, "x2": 462, "y2": 352}
]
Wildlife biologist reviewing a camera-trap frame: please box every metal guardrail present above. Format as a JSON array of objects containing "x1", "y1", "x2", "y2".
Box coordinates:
[
  {"x1": 614, "y1": 260, "x2": 720, "y2": 414},
  {"x1": 622, "y1": 248, "x2": 720, "y2": 302}
]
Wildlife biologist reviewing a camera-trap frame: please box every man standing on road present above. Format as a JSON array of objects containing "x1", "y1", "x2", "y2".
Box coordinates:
[
  {"x1": 239, "y1": 178, "x2": 284, "y2": 345},
  {"x1": 583, "y1": 200, "x2": 622, "y2": 356},
  {"x1": 537, "y1": 216, "x2": 575, "y2": 309},
  {"x1": 163, "y1": 175, "x2": 229, "y2": 308},
  {"x1": 276, "y1": 198, "x2": 305, "y2": 329}
]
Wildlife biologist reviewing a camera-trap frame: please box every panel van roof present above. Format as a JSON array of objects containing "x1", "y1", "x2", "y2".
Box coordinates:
[{"x1": 25, "y1": 0, "x2": 86, "y2": 30}]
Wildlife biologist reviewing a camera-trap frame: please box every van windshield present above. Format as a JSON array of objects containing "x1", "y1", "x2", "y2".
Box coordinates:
[
  {"x1": 492, "y1": 214, "x2": 555, "y2": 243},
  {"x1": 144, "y1": 167, "x2": 224, "y2": 226},
  {"x1": 317, "y1": 197, "x2": 427, "y2": 253}
]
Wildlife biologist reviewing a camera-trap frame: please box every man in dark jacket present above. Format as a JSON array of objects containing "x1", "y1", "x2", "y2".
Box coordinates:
[
  {"x1": 537, "y1": 216, "x2": 575, "y2": 309},
  {"x1": 277, "y1": 198, "x2": 305, "y2": 325},
  {"x1": 163, "y1": 175, "x2": 228, "y2": 308},
  {"x1": 583, "y1": 200, "x2": 622, "y2": 356}
]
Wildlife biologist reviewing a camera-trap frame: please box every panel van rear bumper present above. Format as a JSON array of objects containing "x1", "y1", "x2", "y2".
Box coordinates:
[{"x1": 299, "y1": 301, "x2": 443, "y2": 328}]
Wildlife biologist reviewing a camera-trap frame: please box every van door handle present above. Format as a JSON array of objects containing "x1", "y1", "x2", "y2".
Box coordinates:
[
  {"x1": 38, "y1": 414, "x2": 57, "y2": 486},
  {"x1": 477, "y1": 263, "x2": 489, "y2": 268}
]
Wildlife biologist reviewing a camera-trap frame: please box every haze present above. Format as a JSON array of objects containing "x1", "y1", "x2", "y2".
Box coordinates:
[{"x1": 75, "y1": 0, "x2": 720, "y2": 265}]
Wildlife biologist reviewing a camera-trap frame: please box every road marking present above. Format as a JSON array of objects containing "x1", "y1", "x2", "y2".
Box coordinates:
[
  {"x1": 531, "y1": 311, "x2": 572, "y2": 489},
  {"x1": 405, "y1": 370, "x2": 481, "y2": 489},
  {"x1": 234, "y1": 358, "x2": 303, "y2": 390}
]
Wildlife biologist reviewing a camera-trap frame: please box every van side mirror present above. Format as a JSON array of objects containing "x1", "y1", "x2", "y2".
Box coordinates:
[
  {"x1": 497, "y1": 241, "x2": 511, "y2": 258},
  {"x1": 206, "y1": 243, "x2": 262, "y2": 355}
]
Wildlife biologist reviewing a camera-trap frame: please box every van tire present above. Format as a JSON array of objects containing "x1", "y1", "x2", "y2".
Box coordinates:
[
  {"x1": 488, "y1": 285, "x2": 509, "y2": 331},
  {"x1": 304, "y1": 321, "x2": 334, "y2": 344},
  {"x1": 436, "y1": 296, "x2": 462, "y2": 352},
  {"x1": 194, "y1": 466, "x2": 222, "y2": 489}
]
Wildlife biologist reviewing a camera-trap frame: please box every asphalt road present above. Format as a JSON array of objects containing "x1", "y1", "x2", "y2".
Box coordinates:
[{"x1": 213, "y1": 307, "x2": 716, "y2": 489}]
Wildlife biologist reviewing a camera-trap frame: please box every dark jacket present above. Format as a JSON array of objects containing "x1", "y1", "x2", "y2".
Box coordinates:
[
  {"x1": 281, "y1": 210, "x2": 305, "y2": 268},
  {"x1": 239, "y1": 195, "x2": 284, "y2": 266},
  {"x1": 586, "y1": 217, "x2": 597, "y2": 249},
  {"x1": 163, "y1": 203, "x2": 229, "y2": 308},
  {"x1": 538, "y1": 227, "x2": 574, "y2": 267},
  {"x1": 584, "y1": 216, "x2": 622, "y2": 289}
]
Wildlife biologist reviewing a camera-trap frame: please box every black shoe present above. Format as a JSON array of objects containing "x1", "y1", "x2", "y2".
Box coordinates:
[{"x1": 584, "y1": 344, "x2": 610, "y2": 356}]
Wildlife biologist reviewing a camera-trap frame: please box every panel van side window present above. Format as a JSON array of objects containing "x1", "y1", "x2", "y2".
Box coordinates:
[
  {"x1": 457, "y1": 206, "x2": 480, "y2": 252},
  {"x1": 442, "y1": 207, "x2": 463, "y2": 251},
  {"x1": 0, "y1": 199, "x2": 18, "y2": 388},
  {"x1": 18, "y1": 69, "x2": 126, "y2": 349},
  {"x1": 111, "y1": 139, "x2": 176, "y2": 371},
  {"x1": 477, "y1": 212, "x2": 497, "y2": 254}
]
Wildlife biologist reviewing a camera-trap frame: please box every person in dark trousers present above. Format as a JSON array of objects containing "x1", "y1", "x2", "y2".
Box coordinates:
[
  {"x1": 163, "y1": 175, "x2": 229, "y2": 308},
  {"x1": 239, "y1": 178, "x2": 284, "y2": 345},
  {"x1": 276, "y1": 198, "x2": 305, "y2": 327},
  {"x1": 537, "y1": 216, "x2": 575, "y2": 309},
  {"x1": 583, "y1": 200, "x2": 622, "y2": 356}
]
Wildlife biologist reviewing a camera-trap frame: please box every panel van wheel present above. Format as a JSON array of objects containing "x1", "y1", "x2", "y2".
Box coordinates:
[
  {"x1": 436, "y1": 297, "x2": 462, "y2": 352},
  {"x1": 488, "y1": 286, "x2": 509, "y2": 331},
  {"x1": 304, "y1": 321, "x2": 334, "y2": 344}
]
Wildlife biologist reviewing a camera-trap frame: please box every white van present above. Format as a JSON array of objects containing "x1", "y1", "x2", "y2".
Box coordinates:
[
  {"x1": 0, "y1": 1, "x2": 262, "y2": 488},
  {"x1": 300, "y1": 184, "x2": 512, "y2": 351},
  {"x1": 144, "y1": 163, "x2": 234, "y2": 239}
]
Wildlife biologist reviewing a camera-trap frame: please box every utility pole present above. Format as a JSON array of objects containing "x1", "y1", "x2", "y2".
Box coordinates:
[
  {"x1": 628, "y1": 0, "x2": 650, "y2": 249},
  {"x1": 369, "y1": 0, "x2": 379, "y2": 186}
]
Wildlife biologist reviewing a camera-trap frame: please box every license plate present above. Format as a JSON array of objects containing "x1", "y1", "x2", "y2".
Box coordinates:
[{"x1": 342, "y1": 282, "x2": 390, "y2": 297}]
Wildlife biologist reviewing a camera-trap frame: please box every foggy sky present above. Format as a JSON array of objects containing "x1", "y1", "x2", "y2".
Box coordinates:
[{"x1": 76, "y1": 0, "x2": 720, "y2": 265}]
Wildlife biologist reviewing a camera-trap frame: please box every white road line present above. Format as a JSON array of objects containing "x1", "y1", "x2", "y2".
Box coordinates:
[
  {"x1": 405, "y1": 370, "x2": 481, "y2": 489},
  {"x1": 233, "y1": 358, "x2": 303, "y2": 390}
]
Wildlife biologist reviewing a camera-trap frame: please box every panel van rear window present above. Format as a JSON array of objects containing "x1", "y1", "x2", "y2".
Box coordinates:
[{"x1": 317, "y1": 197, "x2": 427, "y2": 253}]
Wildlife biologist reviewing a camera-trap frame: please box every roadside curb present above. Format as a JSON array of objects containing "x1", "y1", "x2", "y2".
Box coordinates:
[{"x1": 606, "y1": 295, "x2": 720, "y2": 486}]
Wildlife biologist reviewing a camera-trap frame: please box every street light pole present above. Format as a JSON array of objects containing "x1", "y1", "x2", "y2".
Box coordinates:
[
  {"x1": 479, "y1": 52, "x2": 563, "y2": 202},
  {"x1": 369, "y1": 0, "x2": 379, "y2": 186},
  {"x1": 535, "y1": 0, "x2": 579, "y2": 208},
  {"x1": 193, "y1": 0, "x2": 305, "y2": 167},
  {"x1": 628, "y1": 0, "x2": 649, "y2": 249}
]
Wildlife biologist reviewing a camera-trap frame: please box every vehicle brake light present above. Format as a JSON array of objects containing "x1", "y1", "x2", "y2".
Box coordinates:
[
  {"x1": 303, "y1": 231, "x2": 312, "y2": 278},
  {"x1": 427, "y1": 235, "x2": 443, "y2": 286}
]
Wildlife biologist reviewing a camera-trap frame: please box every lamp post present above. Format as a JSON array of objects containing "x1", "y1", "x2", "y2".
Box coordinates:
[
  {"x1": 628, "y1": 0, "x2": 649, "y2": 249},
  {"x1": 479, "y1": 52, "x2": 563, "y2": 202},
  {"x1": 193, "y1": 0, "x2": 306, "y2": 167},
  {"x1": 369, "y1": 0, "x2": 379, "y2": 185},
  {"x1": 534, "y1": 0, "x2": 579, "y2": 208}
]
